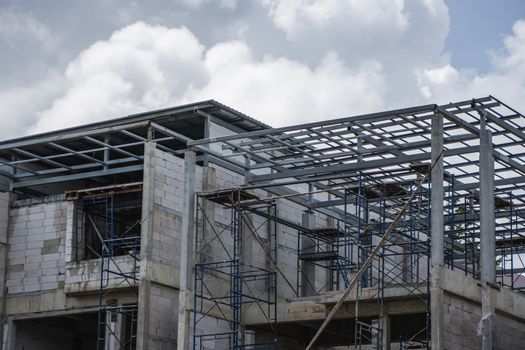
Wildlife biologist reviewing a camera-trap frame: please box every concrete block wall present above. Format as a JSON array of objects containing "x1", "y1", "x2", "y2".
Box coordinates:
[
  {"x1": 0, "y1": 192, "x2": 8, "y2": 246},
  {"x1": 274, "y1": 200, "x2": 304, "y2": 298},
  {"x1": 147, "y1": 284, "x2": 179, "y2": 349},
  {"x1": 138, "y1": 145, "x2": 204, "y2": 349},
  {"x1": 6, "y1": 201, "x2": 67, "y2": 294},
  {"x1": 151, "y1": 147, "x2": 203, "y2": 268},
  {"x1": 0, "y1": 192, "x2": 9, "y2": 321},
  {"x1": 443, "y1": 291, "x2": 525, "y2": 349},
  {"x1": 201, "y1": 164, "x2": 244, "y2": 264},
  {"x1": 495, "y1": 313, "x2": 525, "y2": 349},
  {"x1": 443, "y1": 293, "x2": 482, "y2": 350}
]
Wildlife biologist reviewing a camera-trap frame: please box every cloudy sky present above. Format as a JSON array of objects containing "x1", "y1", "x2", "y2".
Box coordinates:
[{"x1": 0, "y1": 0, "x2": 524, "y2": 139}]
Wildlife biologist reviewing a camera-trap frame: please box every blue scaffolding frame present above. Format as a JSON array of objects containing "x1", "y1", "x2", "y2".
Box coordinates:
[
  {"x1": 77, "y1": 194, "x2": 141, "y2": 350},
  {"x1": 193, "y1": 189, "x2": 277, "y2": 350}
]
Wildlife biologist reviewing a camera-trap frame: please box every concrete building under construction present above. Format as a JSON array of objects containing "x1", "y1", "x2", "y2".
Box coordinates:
[{"x1": 0, "y1": 96, "x2": 523, "y2": 349}]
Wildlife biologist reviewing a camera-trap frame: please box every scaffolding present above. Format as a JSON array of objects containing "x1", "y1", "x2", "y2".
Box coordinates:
[
  {"x1": 193, "y1": 189, "x2": 277, "y2": 350},
  {"x1": 187, "y1": 96, "x2": 525, "y2": 349},
  {"x1": 297, "y1": 223, "x2": 356, "y2": 294},
  {"x1": 73, "y1": 192, "x2": 141, "y2": 350},
  {"x1": 444, "y1": 186, "x2": 525, "y2": 291}
]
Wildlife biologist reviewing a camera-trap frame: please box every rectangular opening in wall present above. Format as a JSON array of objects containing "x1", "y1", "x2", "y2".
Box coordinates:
[
  {"x1": 14, "y1": 312, "x2": 98, "y2": 350},
  {"x1": 72, "y1": 184, "x2": 142, "y2": 261}
]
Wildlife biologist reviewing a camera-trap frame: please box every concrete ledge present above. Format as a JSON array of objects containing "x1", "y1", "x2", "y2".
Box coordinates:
[
  {"x1": 440, "y1": 266, "x2": 525, "y2": 321},
  {"x1": 64, "y1": 256, "x2": 138, "y2": 294},
  {"x1": 5, "y1": 289, "x2": 137, "y2": 316},
  {"x1": 245, "y1": 284, "x2": 428, "y2": 325}
]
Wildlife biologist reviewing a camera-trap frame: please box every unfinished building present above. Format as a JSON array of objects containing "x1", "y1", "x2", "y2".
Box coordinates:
[{"x1": 0, "y1": 96, "x2": 523, "y2": 349}]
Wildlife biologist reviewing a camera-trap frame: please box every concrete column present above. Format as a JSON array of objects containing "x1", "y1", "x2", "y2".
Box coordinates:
[
  {"x1": 431, "y1": 113, "x2": 444, "y2": 266},
  {"x1": 479, "y1": 123, "x2": 495, "y2": 284},
  {"x1": 481, "y1": 284, "x2": 496, "y2": 350},
  {"x1": 103, "y1": 134, "x2": 110, "y2": 170},
  {"x1": 301, "y1": 211, "x2": 316, "y2": 297},
  {"x1": 430, "y1": 113, "x2": 444, "y2": 350},
  {"x1": 200, "y1": 167, "x2": 216, "y2": 262},
  {"x1": 105, "y1": 308, "x2": 118, "y2": 350},
  {"x1": 136, "y1": 141, "x2": 156, "y2": 350},
  {"x1": 2, "y1": 318, "x2": 15, "y2": 350},
  {"x1": 479, "y1": 116, "x2": 496, "y2": 350},
  {"x1": 177, "y1": 150, "x2": 196, "y2": 350},
  {"x1": 381, "y1": 315, "x2": 391, "y2": 350}
]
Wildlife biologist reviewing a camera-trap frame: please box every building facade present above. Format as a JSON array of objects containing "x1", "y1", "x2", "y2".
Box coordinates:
[{"x1": 0, "y1": 97, "x2": 523, "y2": 349}]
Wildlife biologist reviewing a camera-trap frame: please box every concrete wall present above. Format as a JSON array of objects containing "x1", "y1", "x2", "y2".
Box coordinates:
[
  {"x1": 495, "y1": 313, "x2": 525, "y2": 349},
  {"x1": 443, "y1": 293, "x2": 482, "y2": 349},
  {"x1": 443, "y1": 292, "x2": 525, "y2": 350},
  {"x1": 440, "y1": 267, "x2": 525, "y2": 350},
  {"x1": 6, "y1": 201, "x2": 67, "y2": 294},
  {"x1": 2, "y1": 195, "x2": 138, "y2": 349},
  {"x1": 148, "y1": 284, "x2": 179, "y2": 349},
  {"x1": 138, "y1": 144, "x2": 203, "y2": 349},
  {"x1": 4, "y1": 197, "x2": 136, "y2": 297},
  {"x1": 0, "y1": 191, "x2": 9, "y2": 345}
]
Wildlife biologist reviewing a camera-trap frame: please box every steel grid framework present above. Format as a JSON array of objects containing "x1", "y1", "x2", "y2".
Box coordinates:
[
  {"x1": 189, "y1": 96, "x2": 525, "y2": 292},
  {"x1": 0, "y1": 100, "x2": 267, "y2": 191}
]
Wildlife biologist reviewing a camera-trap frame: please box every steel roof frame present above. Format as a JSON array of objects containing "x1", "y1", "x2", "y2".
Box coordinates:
[
  {"x1": 0, "y1": 100, "x2": 268, "y2": 190},
  {"x1": 189, "y1": 96, "x2": 525, "y2": 199},
  {"x1": 188, "y1": 96, "x2": 525, "y2": 258}
]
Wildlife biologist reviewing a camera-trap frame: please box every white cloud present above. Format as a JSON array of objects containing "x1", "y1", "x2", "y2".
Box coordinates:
[
  {"x1": 495, "y1": 20, "x2": 525, "y2": 74},
  {"x1": 176, "y1": 0, "x2": 238, "y2": 10},
  {"x1": 1, "y1": 3, "x2": 524, "y2": 141},
  {"x1": 417, "y1": 19, "x2": 525, "y2": 110},
  {"x1": 187, "y1": 44, "x2": 385, "y2": 124},
  {"x1": 28, "y1": 21, "x2": 386, "y2": 134},
  {"x1": 262, "y1": 0, "x2": 409, "y2": 40},
  {"x1": 258, "y1": 0, "x2": 450, "y2": 108},
  {"x1": 30, "y1": 22, "x2": 208, "y2": 133}
]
